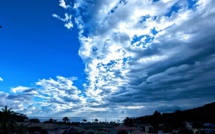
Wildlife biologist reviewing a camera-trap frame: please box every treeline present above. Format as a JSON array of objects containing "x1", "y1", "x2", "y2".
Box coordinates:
[
  {"x1": 0, "y1": 106, "x2": 28, "y2": 122},
  {"x1": 0, "y1": 106, "x2": 29, "y2": 133},
  {"x1": 124, "y1": 102, "x2": 215, "y2": 128}
]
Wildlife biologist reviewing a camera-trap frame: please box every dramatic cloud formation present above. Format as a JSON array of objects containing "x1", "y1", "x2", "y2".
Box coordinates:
[
  {"x1": 73, "y1": 0, "x2": 215, "y2": 116},
  {"x1": 1, "y1": 0, "x2": 215, "y2": 118},
  {"x1": 0, "y1": 76, "x2": 87, "y2": 116}
]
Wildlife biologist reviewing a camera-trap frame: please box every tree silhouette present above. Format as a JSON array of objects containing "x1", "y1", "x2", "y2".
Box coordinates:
[
  {"x1": 0, "y1": 106, "x2": 18, "y2": 133},
  {"x1": 63, "y1": 117, "x2": 70, "y2": 123},
  {"x1": 44, "y1": 118, "x2": 57, "y2": 123},
  {"x1": 29, "y1": 118, "x2": 40, "y2": 123},
  {"x1": 16, "y1": 123, "x2": 30, "y2": 134},
  {"x1": 94, "y1": 119, "x2": 98, "y2": 123},
  {"x1": 123, "y1": 117, "x2": 133, "y2": 127},
  {"x1": 49, "y1": 118, "x2": 56, "y2": 123}
]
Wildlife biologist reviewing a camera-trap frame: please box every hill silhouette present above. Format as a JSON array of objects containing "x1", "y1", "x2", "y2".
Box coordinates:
[
  {"x1": 126, "y1": 101, "x2": 215, "y2": 128},
  {"x1": 181, "y1": 101, "x2": 215, "y2": 123}
]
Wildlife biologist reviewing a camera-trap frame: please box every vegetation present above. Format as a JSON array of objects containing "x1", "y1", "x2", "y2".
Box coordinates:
[
  {"x1": 123, "y1": 117, "x2": 134, "y2": 127},
  {"x1": 83, "y1": 119, "x2": 87, "y2": 123},
  {"x1": 122, "y1": 102, "x2": 215, "y2": 133},
  {"x1": 95, "y1": 119, "x2": 98, "y2": 123},
  {"x1": 16, "y1": 123, "x2": 30, "y2": 134},
  {"x1": 0, "y1": 102, "x2": 214, "y2": 133},
  {"x1": 63, "y1": 117, "x2": 70, "y2": 123},
  {"x1": 43, "y1": 118, "x2": 57, "y2": 123},
  {"x1": 29, "y1": 118, "x2": 40, "y2": 123},
  {"x1": 0, "y1": 106, "x2": 28, "y2": 133},
  {"x1": 132, "y1": 102, "x2": 215, "y2": 127}
]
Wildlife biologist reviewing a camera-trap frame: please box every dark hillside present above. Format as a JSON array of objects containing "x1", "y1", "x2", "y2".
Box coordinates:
[{"x1": 131, "y1": 101, "x2": 215, "y2": 128}]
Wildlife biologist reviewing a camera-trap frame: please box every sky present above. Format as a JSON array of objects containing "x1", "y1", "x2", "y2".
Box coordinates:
[{"x1": 0, "y1": 0, "x2": 215, "y2": 118}]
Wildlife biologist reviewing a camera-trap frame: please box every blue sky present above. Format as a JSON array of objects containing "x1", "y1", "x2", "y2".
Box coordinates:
[
  {"x1": 0, "y1": 0, "x2": 85, "y2": 91},
  {"x1": 0, "y1": 0, "x2": 215, "y2": 118}
]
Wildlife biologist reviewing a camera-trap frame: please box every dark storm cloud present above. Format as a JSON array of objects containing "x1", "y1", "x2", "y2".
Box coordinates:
[{"x1": 104, "y1": 1, "x2": 215, "y2": 113}]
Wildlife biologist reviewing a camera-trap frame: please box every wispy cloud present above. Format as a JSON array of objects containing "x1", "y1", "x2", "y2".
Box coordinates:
[
  {"x1": 52, "y1": 0, "x2": 73, "y2": 29},
  {"x1": 52, "y1": 13, "x2": 73, "y2": 29},
  {"x1": 0, "y1": 77, "x2": 3, "y2": 82},
  {"x1": 11, "y1": 86, "x2": 31, "y2": 93},
  {"x1": 59, "y1": 0, "x2": 71, "y2": 9}
]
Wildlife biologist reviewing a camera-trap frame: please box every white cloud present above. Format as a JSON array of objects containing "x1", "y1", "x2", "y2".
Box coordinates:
[
  {"x1": 11, "y1": 86, "x2": 30, "y2": 93},
  {"x1": 118, "y1": 105, "x2": 145, "y2": 110},
  {"x1": 52, "y1": 13, "x2": 73, "y2": 29},
  {"x1": 0, "y1": 77, "x2": 3, "y2": 82},
  {"x1": 59, "y1": 0, "x2": 70, "y2": 9},
  {"x1": 0, "y1": 76, "x2": 88, "y2": 116},
  {"x1": 65, "y1": 22, "x2": 73, "y2": 29},
  {"x1": 32, "y1": 76, "x2": 86, "y2": 115},
  {"x1": 71, "y1": 0, "x2": 215, "y2": 116},
  {"x1": 52, "y1": 0, "x2": 73, "y2": 29},
  {"x1": 76, "y1": 0, "x2": 180, "y2": 102}
]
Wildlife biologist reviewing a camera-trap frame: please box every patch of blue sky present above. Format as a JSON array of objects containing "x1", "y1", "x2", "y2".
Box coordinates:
[
  {"x1": 151, "y1": 27, "x2": 158, "y2": 35},
  {"x1": 165, "y1": 3, "x2": 181, "y2": 17},
  {"x1": 82, "y1": 28, "x2": 90, "y2": 37},
  {"x1": 139, "y1": 15, "x2": 150, "y2": 23},
  {"x1": 187, "y1": 0, "x2": 198, "y2": 10},
  {"x1": 78, "y1": 7, "x2": 90, "y2": 24},
  {"x1": 103, "y1": 61, "x2": 117, "y2": 72},
  {"x1": 86, "y1": 98, "x2": 96, "y2": 102},
  {"x1": 139, "y1": 15, "x2": 157, "y2": 23},
  {"x1": 131, "y1": 35, "x2": 155, "y2": 48},
  {"x1": 110, "y1": 6, "x2": 118, "y2": 14},
  {"x1": 107, "y1": 60, "x2": 117, "y2": 67},
  {"x1": 98, "y1": 60, "x2": 117, "y2": 72},
  {"x1": 144, "y1": 35, "x2": 154, "y2": 44},
  {"x1": 101, "y1": 75, "x2": 108, "y2": 82},
  {"x1": 109, "y1": 0, "x2": 127, "y2": 14},
  {"x1": 152, "y1": 16, "x2": 157, "y2": 20},
  {"x1": 92, "y1": 46, "x2": 98, "y2": 52},
  {"x1": 76, "y1": 9, "x2": 91, "y2": 37},
  {"x1": 131, "y1": 35, "x2": 145, "y2": 45},
  {"x1": 152, "y1": 0, "x2": 160, "y2": 2},
  {"x1": 81, "y1": 93, "x2": 87, "y2": 98},
  {"x1": 119, "y1": 0, "x2": 127, "y2": 5},
  {"x1": 34, "y1": 97, "x2": 45, "y2": 102},
  {"x1": 114, "y1": 70, "x2": 123, "y2": 78},
  {"x1": 123, "y1": 57, "x2": 129, "y2": 65}
]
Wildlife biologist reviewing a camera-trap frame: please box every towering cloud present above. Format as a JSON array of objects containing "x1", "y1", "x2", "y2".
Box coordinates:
[{"x1": 72, "y1": 0, "x2": 215, "y2": 116}]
